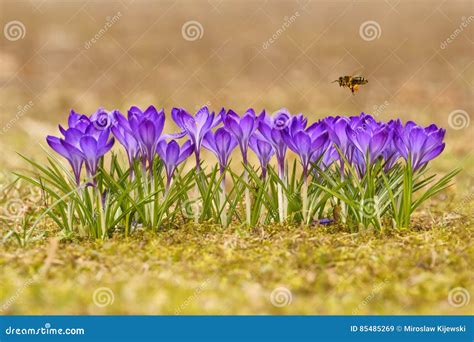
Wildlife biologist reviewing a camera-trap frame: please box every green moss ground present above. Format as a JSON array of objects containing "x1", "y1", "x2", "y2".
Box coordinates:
[{"x1": 1, "y1": 202, "x2": 472, "y2": 315}]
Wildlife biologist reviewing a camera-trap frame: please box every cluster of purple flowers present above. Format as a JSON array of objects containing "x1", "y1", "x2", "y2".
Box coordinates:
[
  {"x1": 46, "y1": 109, "x2": 115, "y2": 185},
  {"x1": 47, "y1": 106, "x2": 446, "y2": 184}
]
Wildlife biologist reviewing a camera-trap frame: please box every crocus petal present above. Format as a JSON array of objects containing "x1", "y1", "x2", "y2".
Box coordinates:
[
  {"x1": 97, "y1": 129, "x2": 111, "y2": 148},
  {"x1": 64, "y1": 128, "x2": 84, "y2": 148},
  {"x1": 281, "y1": 130, "x2": 298, "y2": 152},
  {"x1": 224, "y1": 116, "x2": 243, "y2": 140},
  {"x1": 369, "y1": 130, "x2": 388, "y2": 160},
  {"x1": 47, "y1": 136, "x2": 71, "y2": 159},
  {"x1": 149, "y1": 109, "x2": 165, "y2": 138},
  {"x1": 60, "y1": 139, "x2": 84, "y2": 183},
  {"x1": 202, "y1": 131, "x2": 218, "y2": 155},
  {"x1": 195, "y1": 106, "x2": 210, "y2": 127},
  {"x1": 80, "y1": 136, "x2": 98, "y2": 162},
  {"x1": 156, "y1": 140, "x2": 167, "y2": 159},
  {"x1": 215, "y1": 128, "x2": 231, "y2": 153},
  {"x1": 201, "y1": 112, "x2": 215, "y2": 134},
  {"x1": 294, "y1": 131, "x2": 311, "y2": 164},
  {"x1": 143, "y1": 105, "x2": 158, "y2": 117},
  {"x1": 138, "y1": 120, "x2": 156, "y2": 151},
  {"x1": 311, "y1": 132, "x2": 329, "y2": 151},
  {"x1": 257, "y1": 121, "x2": 273, "y2": 143},
  {"x1": 165, "y1": 140, "x2": 180, "y2": 168},
  {"x1": 177, "y1": 140, "x2": 194, "y2": 164},
  {"x1": 409, "y1": 127, "x2": 426, "y2": 154},
  {"x1": 240, "y1": 114, "x2": 255, "y2": 138},
  {"x1": 171, "y1": 108, "x2": 187, "y2": 128},
  {"x1": 128, "y1": 106, "x2": 144, "y2": 117},
  {"x1": 98, "y1": 138, "x2": 115, "y2": 157},
  {"x1": 418, "y1": 143, "x2": 445, "y2": 167}
]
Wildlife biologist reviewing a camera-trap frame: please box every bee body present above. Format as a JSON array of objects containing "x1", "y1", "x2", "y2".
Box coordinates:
[{"x1": 333, "y1": 75, "x2": 368, "y2": 94}]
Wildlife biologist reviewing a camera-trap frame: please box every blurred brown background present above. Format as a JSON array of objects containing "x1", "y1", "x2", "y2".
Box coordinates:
[{"x1": 0, "y1": 0, "x2": 473, "y2": 180}]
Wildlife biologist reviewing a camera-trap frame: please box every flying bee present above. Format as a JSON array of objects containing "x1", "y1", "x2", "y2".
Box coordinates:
[{"x1": 332, "y1": 75, "x2": 368, "y2": 94}]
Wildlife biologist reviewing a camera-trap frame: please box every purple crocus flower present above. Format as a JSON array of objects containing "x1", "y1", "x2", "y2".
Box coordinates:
[
  {"x1": 172, "y1": 106, "x2": 223, "y2": 170},
  {"x1": 312, "y1": 144, "x2": 339, "y2": 170},
  {"x1": 382, "y1": 119, "x2": 402, "y2": 171},
  {"x1": 47, "y1": 134, "x2": 85, "y2": 185},
  {"x1": 223, "y1": 109, "x2": 258, "y2": 165},
  {"x1": 349, "y1": 112, "x2": 379, "y2": 129},
  {"x1": 326, "y1": 117, "x2": 350, "y2": 153},
  {"x1": 58, "y1": 109, "x2": 90, "y2": 135},
  {"x1": 283, "y1": 121, "x2": 329, "y2": 179},
  {"x1": 257, "y1": 108, "x2": 297, "y2": 177},
  {"x1": 79, "y1": 125, "x2": 115, "y2": 179},
  {"x1": 345, "y1": 115, "x2": 389, "y2": 173},
  {"x1": 257, "y1": 109, "x2": 303, "y2": 222},
  {"x1": 322, "y1": 116, "x2": 351, "y2": 175},
  {"x1": 202, "y1": 128, "x2": 238, "y2": 173},
  {"x1": 249, "y1": 136, "x2": 274, "y2": 178},
  {"x1": 111, "y1": 111, "x2": 139, "y2": 169},
  {"x1": 47, "y1": 112, "x2": 114, "y2": 184},
  {"x1": 127, "y1": 105, "x2": 165, "y2": 169},
  {"x1": 202, "y1": 128, "x2": 237, "y2": 227},
  {"x1": 156, "y1": 139, "x2": 194, "y2": 191},
  {"x1": 394, "y1": 121, "x2": 445, "y2": 171},
  {"x1": 224, "y1": 108, "x2": 259, "y2": 225},
  {"x1": 49, "y1": 110, "x2": 91, "y2": 184}
]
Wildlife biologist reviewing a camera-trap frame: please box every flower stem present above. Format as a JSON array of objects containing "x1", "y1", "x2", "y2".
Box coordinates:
[
  {"x1": 194, "y1": 152, "x2": 201, "y2": 224},
  {"x1": 302, "y1": 171, "x2": 308, "y2": 224},
  {"x1": 220, "y1": 172, "x2": 227, "y2": 227},
  {"x1": 244, "y1": 169, "x2": 250, "y2": 226},
  {"x1": 165, "y1": 177, "x2": 172, "y2": 197},
  {"x1": 141, "y1": 162, "x2": 149, "y2": 223},
  {"x1": 277, "y1": 160, "x2": 285, "y2": 223},
  {"x1": 96, "y1": 188, "x2": 106, "y2": 239},
  {"x1": 194, "y1": 176, "x2": 200, "y2": 224},
  {"x1": 150, "y1": 175, "x2": 155, "y2": 229}
]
